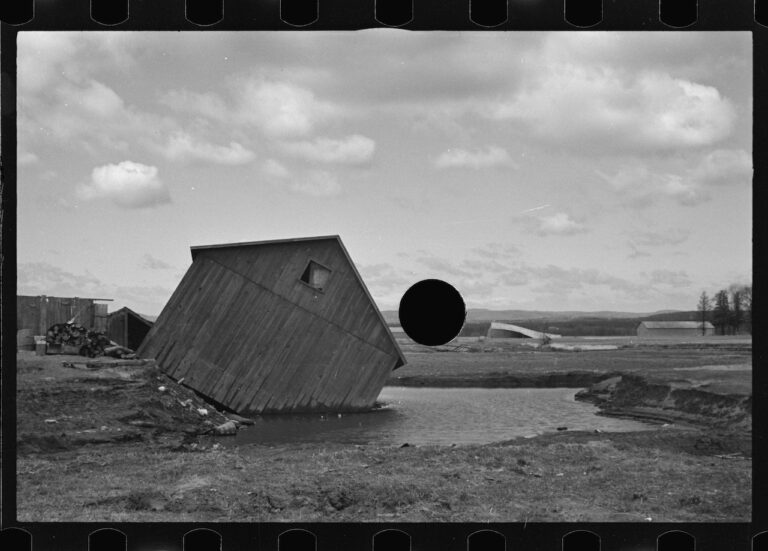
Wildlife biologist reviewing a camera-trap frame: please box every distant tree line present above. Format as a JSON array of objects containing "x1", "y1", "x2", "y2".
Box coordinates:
[{"x1": 697, "y1": 284, "x2": 752, "y2": 336}]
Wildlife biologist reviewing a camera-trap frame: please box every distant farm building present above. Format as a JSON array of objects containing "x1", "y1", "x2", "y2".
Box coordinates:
[
  {"x1": 487, "y1": 322, "x2": 562, "y2": 340},
  {"x1": 107, "y1": 307, "x2": 154, "y2": 351},
  {"x1": 637, "y1": 321, "x2": 715, "y2": 338},
  {"x1": 138, "y1": 236, "x2": 406, "y2": 415}
]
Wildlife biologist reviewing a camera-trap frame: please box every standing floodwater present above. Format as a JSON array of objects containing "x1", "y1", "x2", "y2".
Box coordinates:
[{"x1": 229, "y1": 387, "x2": 654, "y2": 446}]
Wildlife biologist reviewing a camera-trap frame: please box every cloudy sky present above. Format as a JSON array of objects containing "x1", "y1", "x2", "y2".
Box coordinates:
[{"x1": 17, "y1": 31, "x2": 752, "y2": 315}]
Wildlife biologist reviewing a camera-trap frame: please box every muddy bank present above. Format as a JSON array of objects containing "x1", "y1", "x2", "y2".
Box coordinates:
[
  {"x1": 388, "y1": 370, "x2": 618, "y2": 389},
  {"x1": 16, "y1": 353, "x2": 235, "y2": 455},
  {"x1": 575, "y1": 374, "x2": 751, "y2": 429}
]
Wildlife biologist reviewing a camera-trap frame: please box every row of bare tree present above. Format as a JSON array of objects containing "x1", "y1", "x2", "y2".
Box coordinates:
[{"x1": 697, "y1": 285, "x2": 752, "y2": 335}]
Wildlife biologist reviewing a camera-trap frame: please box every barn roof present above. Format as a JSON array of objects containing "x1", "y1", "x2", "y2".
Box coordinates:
[
  {"x1": 190, "y1": 235, "x2": 342, "y2": 259},
  {"x1": 189, "y1": 235, "x2": 406, "y2": 368},
  {"x1": 108, "y1": 306, "x2": 154, "y2": 327},
  {"x1": 639, "y1": 321, "x2": 714, "y2": 329},
  {"x1": 490, "y1": 321, "x2": 562, "y2": 339}
]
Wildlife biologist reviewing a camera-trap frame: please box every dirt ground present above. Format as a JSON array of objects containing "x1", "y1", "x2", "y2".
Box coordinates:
[{"x1": 15, "y1": 341, "x2": 752, "y2": 522}]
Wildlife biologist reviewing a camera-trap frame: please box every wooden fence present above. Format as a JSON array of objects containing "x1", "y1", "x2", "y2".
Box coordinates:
[{"x1": 17, "y1": 295, "x2": 110, "y2": 335}]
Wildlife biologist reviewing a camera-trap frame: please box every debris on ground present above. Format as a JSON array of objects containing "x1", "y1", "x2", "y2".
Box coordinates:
[
  {"x1": 227, "y1": 413, "x2": 255, "y2": 425},
  {"x1": 210, "y1": 421, "x2": 237, "y2": 435},
  {"x1": 46, "y1": 323, "x2": 111, "y2": 357},
  {"x1": 62, "y1": 359, "x2": 156, "y2": 370},
  {"x1": 46, "y1": 322, "x2": 138, "y2": 359}
]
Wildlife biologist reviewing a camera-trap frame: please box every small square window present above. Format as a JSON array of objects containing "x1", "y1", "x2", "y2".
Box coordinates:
[{"x1": 300, "y1": 260, "x2": 331, "y2": 292}]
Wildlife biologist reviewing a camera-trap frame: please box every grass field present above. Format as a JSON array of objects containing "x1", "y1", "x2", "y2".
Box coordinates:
[{"x1": 391, "y1": 337, "x2": 751, "y2": 394}]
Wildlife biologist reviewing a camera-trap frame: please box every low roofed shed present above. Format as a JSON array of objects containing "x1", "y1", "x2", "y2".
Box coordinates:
[{"x1": 637, "y1": 321, "x2": 715, "y2": 337}]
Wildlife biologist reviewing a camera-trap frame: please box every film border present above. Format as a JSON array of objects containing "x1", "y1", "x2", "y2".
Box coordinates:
[{"x1": 0, "y1": 0, "x2": 764, "y2": 549}]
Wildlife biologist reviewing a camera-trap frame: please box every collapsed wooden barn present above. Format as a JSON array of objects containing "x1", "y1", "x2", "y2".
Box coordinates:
[{"x1": 138, "y1": 236, "x2": 406, "y2": 414}]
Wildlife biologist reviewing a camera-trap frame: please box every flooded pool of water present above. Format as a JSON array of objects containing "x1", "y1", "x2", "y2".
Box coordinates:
[{"x1": 228, "y1": 387, "x2": 654, "y2": 447}]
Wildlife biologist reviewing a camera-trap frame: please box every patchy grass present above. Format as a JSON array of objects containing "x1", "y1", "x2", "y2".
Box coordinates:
[{"x1": 17, "y1": 430, "x2": 750, "y2": 522}]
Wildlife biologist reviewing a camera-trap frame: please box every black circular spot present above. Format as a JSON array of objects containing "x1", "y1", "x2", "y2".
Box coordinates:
[{"x1": 398, "y1": 279, "x2": 466, "y2": 346}]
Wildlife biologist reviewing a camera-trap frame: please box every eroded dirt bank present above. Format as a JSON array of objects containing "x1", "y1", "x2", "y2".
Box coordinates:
[
  {"x1": 16, "y1": 353, "x2": 232, "y2": 456},
  {"x1": 387, "y1": 342, "x2": 752, "y2": 431},
  {"x1": 388, "y1": 370, "x2": 614, "y2": 388},
  {"x1": 575, "y1": 373, "x2": 752, "y2": 429}
]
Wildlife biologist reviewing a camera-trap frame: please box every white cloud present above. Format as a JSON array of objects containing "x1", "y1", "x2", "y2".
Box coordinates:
[
  {"x1": 690, "y1": 149, "x2": 752, "y2": 185},
  {"x1": 142, "y1": 254, "x2": 173, "y2": 270},
  {"x1": 646, "y1": 269, "x2": 692, "y2": 288},
  {"x1": 72, "y1": 80, "x2": 126, "y2": 118},
  {"x1": 528, "y1": 264, "x2": 650, "y2": 299},
  {"x1": 290, "y1": 171, "x2": 342, "y2": 197},
  {"x1": 161, "y1": 131, "x2": 256, "y2": 165},
  {"x1": 162, "y1": 78, "x2": 338, "y2": 139},
  {"x1": 18, "y1": 260, "x2": 174, "y2": 315},
  {"x1": 78, "y1": 161, "x2": 171, "y2": 209},
  {"x1": 534, "y1": 212, "x2": 587, "y2": 236},
  {"x1": 18, "y1": 33, "x2": 81, "y2": 93},
  {"x1": 260, "y1": 161, "x2": 342, "y2": 196},
  {"x1": 358, "y1": 262, "x2": 411, "y2": 293},
  {"x1": 489, "y1": 68, "x2": 736, "y2": 153},
  {"x1": 596, "y1": 166, "x2": 696, "y2": 207},
  {"x1": 158, "y1": 89, "x2": 230, "y2": 122},
  {"x1": 659, "y1": 175, "x2": 704, "y2": 206},
  {"x1": 18, "y1": 262, "x2": 106, "y2": 298},
  {"x1": 261, "y1": 159, "x2": 291, "y2": 179},
  {"x1": 282, "y1": 135, "x2": 376, "y2": 165},
  {"x1": 470, "y1": 242, "x2": 521, "y2": 259},
  {"x1": 239, "y1": 79, "x2": 332, "y2": 138},
  {"x1": 633, "y1": 229, "x2": 691, "y2": 248},
  {"x1": 434, "y1": 146, "x2": 517, "y2": 170},
  {"x1": 597, "y1": 148, "x2": 750, "y2": 208},
  {"x1": 19, "y1": 32, "x2": 142, "y2": 94}
]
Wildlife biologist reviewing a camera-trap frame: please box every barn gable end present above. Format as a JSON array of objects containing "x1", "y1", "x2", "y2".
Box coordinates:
[{"x1": 138, "y1": 236, "x2": 405, "y2": 414}]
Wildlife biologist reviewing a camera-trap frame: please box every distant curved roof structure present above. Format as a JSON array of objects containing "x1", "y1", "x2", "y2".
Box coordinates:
[{"x1": 487, "y1": 322, "x2": 562, "y2": 339}]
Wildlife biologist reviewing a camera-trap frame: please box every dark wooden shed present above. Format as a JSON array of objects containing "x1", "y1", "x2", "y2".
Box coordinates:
[
  {"x1": 107, "y1": 307, "x2": 154, "y2": 351},
  {"x1": 137, "y1": 235, "x2": 406, "y2": 414}
]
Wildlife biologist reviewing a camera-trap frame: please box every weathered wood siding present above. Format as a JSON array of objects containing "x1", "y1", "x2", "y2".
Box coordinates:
[
  {"x1": 107, "y1": 309, "x2": 153, "y2": 350},
  {"x1": 138, "y1": 238, "x2": 403, "y2": 414},
  {"x1": 17, "y1": 296, "x2": 109, "y2": 334}
]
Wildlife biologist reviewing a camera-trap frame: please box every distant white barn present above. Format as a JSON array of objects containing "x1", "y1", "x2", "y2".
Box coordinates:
[
  {"x1": 487, "y1": 322, "x2": 562, "y2": 339},
  {"x1": 637, "y1": 321, "x2": 714, "y2": 338}
]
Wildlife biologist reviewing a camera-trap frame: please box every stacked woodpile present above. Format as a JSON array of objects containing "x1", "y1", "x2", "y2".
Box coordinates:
[{"x1": 46, "y1": 323, "x2": 113, "y2": 358}]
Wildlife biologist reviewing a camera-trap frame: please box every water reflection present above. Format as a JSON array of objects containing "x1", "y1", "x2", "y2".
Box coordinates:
[{"x1": 229, "y1": 387, "x2": 654, "y2": 447}]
